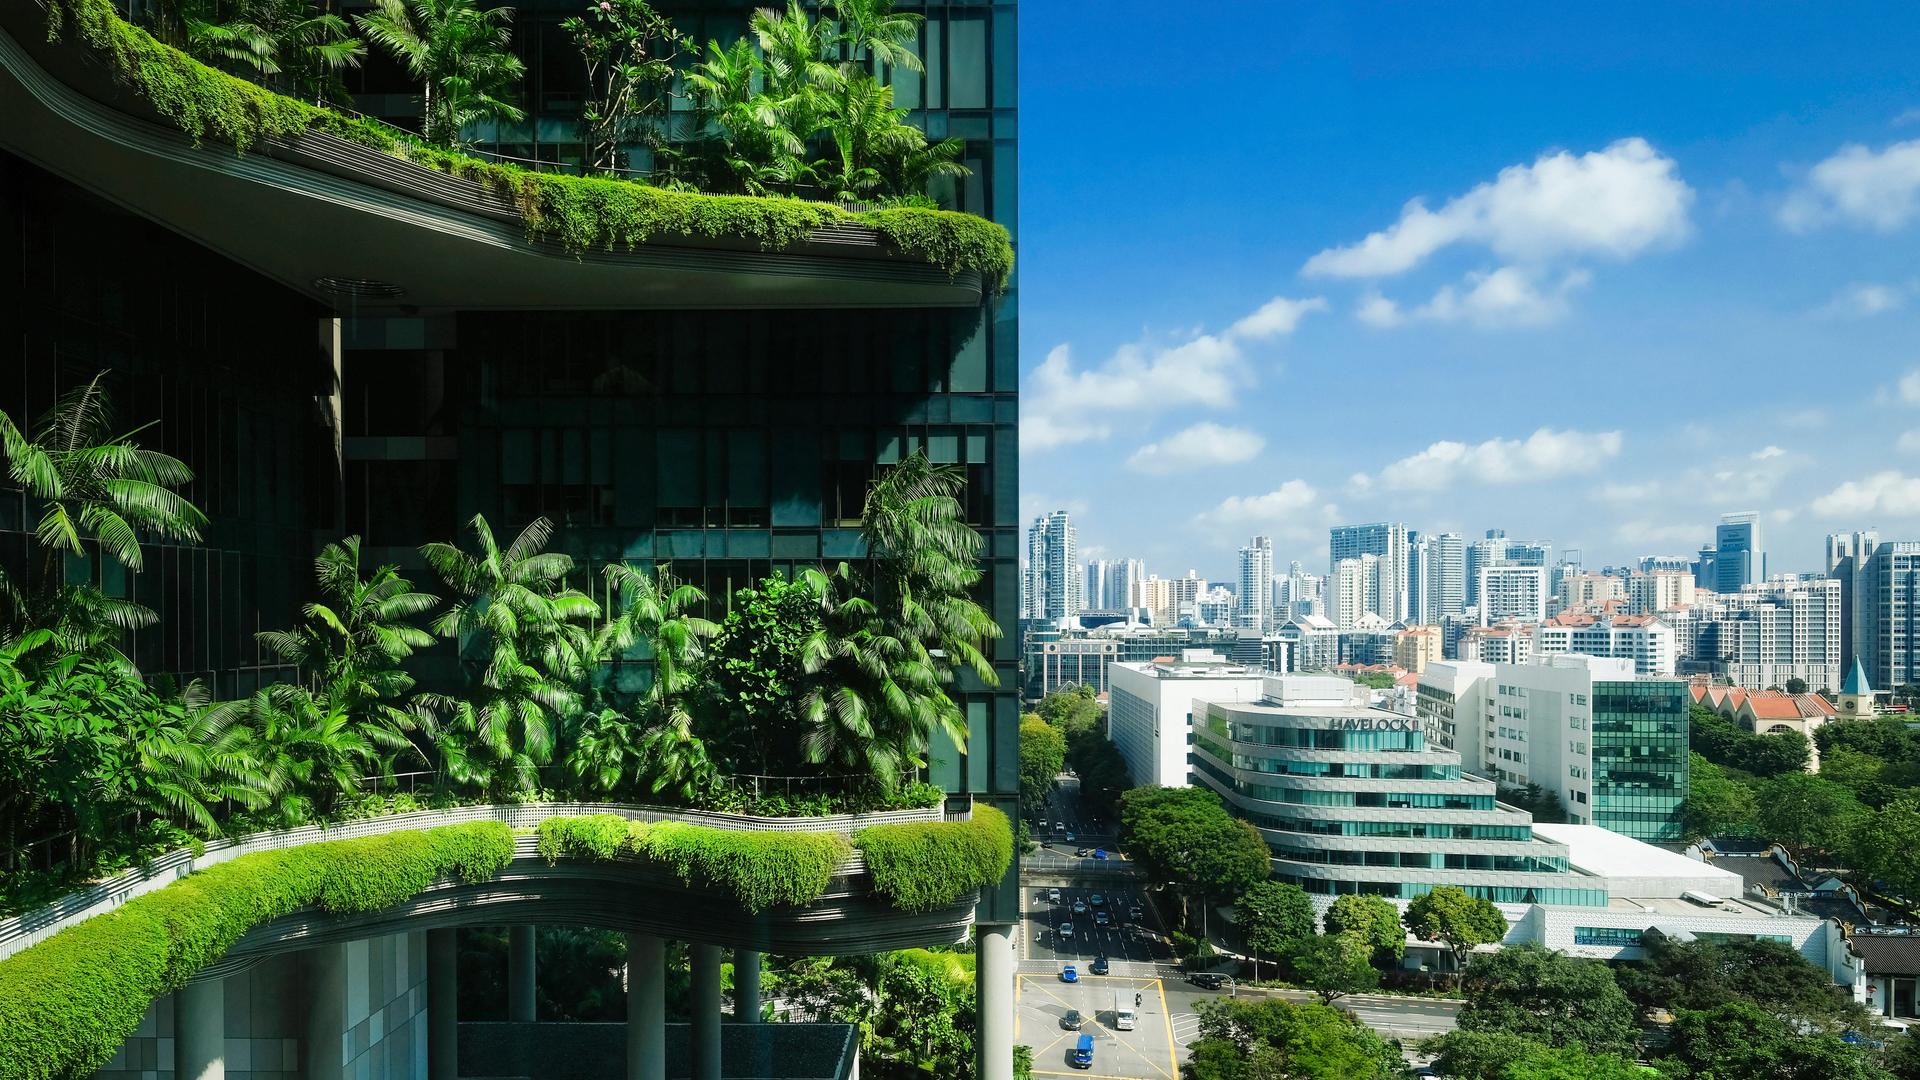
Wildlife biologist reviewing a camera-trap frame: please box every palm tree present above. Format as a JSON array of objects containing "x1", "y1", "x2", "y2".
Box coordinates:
[
  {"x1": 420, "y1": 515, "x2": 598, "y2": 792},
  {"x1": 257, "y1": 537, "x2": 440, "y2": 772},
  {"x1": 211, "y1": 683, "x2": 385, "y2": 823},
  {"x1": 356, "y1": 0, "x2": 527, "y2": 148},
  {"x1": 588, "y1": 562, "x2": 719, "y2": 801},
  {"x1": 797, "y1": 452, "x2": 998, "y2": 787},
  {"x1": 826, "y1": 0, "x2": 923, "y2": 73},
  {"x1": 0, "y1": 372, "x2": 206, "y2": 664}
]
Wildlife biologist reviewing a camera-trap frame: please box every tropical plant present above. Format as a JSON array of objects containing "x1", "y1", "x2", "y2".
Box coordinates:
[
  {"x1": 580, "y1": 562, "x2": 718, "y2": 801},
  {"x1": 175, "y1": 0, "x2": 366, "y2": 103},
  {"x1": 420, "y1": 514, "x2": 598, "y2": 792},
  {"x1": 207, "y1": 681, "x2": 388, "y2": 824},
  {"x1": 560, "y1": 0, "x2": 685, "y2": 171},
  {"x1": 826, "y1": 0, "x2": 923, "y2": 72},
  {"x1": 797, "y1": 452, "x2": 998, "y2": 787},
  {"x1": 356, "y1": 0, "x2": 526, "y2": 148},
  {"x1": 0, "y1": 372, "x2": 206, "y2": 664},
  {"x1": 257, "y1": 537, "x2": 439, "y2": 771}
]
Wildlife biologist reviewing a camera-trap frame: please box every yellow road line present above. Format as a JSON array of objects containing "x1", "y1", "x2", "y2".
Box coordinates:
[{"x1": 1157, "y1": 975, "x2": 1177, "y2": 1080}]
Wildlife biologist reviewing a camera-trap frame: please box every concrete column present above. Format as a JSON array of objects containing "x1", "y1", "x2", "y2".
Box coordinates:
[
  {"x1": 303, "y1": 944, "x2": 347, "y2": 1080},
  {"x1": 976, "y1": 923, "x2": 1016, "y2": 1080},
  {"x1": 626, "y1": 934, "x2": 666, "y2": 1080},
  {"x1": 507, "y1": 925, "x2": 537, "y2": 1023},
  {"x1": 689, "y1": 942, "x2": 723, "y2": 1080},
  {"x1": 428, "y1": 929, "x2": 458, "y2": 1080},
  {"x1": 175, "y1": 976, "x2": 225, "y2": 1080},
  {"x1": 733, "y1": 950, "x2": 762, "y2": 1023}
]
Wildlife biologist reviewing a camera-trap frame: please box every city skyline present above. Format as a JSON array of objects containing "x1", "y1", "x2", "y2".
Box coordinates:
[{"x1": 1021, "y1": 2, "x2": 1920, "y2": 575}]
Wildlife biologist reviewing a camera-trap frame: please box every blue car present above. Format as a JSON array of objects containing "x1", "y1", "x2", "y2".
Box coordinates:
[
  {"x1": 1060, "y1": 964, "x2": 1078, "y2": 983},
  {"x1": 1092, "y1": 848, "x2": 1109, "y2": 860},
  {"x1": 1070, "y1": 1033, "x2": 1094, "y2": 1069}
]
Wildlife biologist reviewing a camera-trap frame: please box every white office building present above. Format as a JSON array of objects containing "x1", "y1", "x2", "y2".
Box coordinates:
[
  {"x1": 1478, "y1": 564, "x2": 1548, "y2": 625},
  {"x1": 1329, "y1": 554, "x2": 1382, "y2": 629},
  {"x1": 1025, "y1": 510, "x2": 1080, "y2": 619},
  {"x1": 1108, "y1": 653, "x2": 1268, "y2": 788},
  {"x1": 1533, "y1": 614, "x2": 1677, "y2": 675},
  {"x1": 1674, "y1": 576, "x2": 1843, "y2": 692},
  {"x1": 1329, "y1": 522, "x2": 1411, "y2": 623},
  {"x1": 1238, "y1": 536, "x2": 1275, "y2": 633}
]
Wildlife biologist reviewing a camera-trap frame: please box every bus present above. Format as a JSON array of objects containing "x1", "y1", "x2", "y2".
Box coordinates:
[{"x1": 1112, "y1": 991, "x2": 1136, "y2": 1031}]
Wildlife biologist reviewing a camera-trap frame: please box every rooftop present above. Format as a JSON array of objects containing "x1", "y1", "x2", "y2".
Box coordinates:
[{"x1": 1531, "y1": 823, "x2": 1744, "y2": 900}]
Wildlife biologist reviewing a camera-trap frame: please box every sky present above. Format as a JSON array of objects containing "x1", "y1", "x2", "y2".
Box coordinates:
[{"x1": 1016, "y1": 1, "x2": 1920, "y2": 584}]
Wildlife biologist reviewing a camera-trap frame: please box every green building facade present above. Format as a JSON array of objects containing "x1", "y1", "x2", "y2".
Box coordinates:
[{"x1": 1590, "y1": 678, "x2": 1690, "y2": 843}]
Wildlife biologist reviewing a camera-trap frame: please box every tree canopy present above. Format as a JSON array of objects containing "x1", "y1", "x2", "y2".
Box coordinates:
[
  {"x1": 1017, "y1": 717, "x2": 1065, "y2": 818},
  {"x1": 1665, "y1": 1001, "x2": 1892, "y2": 1080},
  {"x1": 1324, "y1": 894, "x2": 1406, "y2": 964},
  {"x1": 1402, "y1": 886, "x2": 1507, "y2": 970},
  {"x1": 1616, "y1": 935, "x2": 1870, "y2": 1031},
  {"x1": 1120, "y1": 786, "x2": 1272, "y2": 916},
  {"x1": 1238, "y1": 880, "x2": 1316, "y2": 961},
  {"x1": 1454, "y1": 944, "x2": 1638, "y2": 1058},
  {"x1": 1184, "y1": 998, "x2": 1405, "y2": 1080}
]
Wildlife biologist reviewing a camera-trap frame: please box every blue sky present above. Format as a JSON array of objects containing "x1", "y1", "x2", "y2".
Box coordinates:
[{"x1": 1016, "y1": 1, "x2": 1920, "y2": 583}]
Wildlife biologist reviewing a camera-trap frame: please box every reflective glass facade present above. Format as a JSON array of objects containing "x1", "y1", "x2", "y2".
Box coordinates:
[{"x1": 1591, "y1": 680, "x2": 1689, "y2": 842}]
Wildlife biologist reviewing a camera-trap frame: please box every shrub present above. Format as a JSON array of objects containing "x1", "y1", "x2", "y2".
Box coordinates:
[
  {"x1": 0, "y1": 822, "x2": 513, "y2": 1080},
  {"x1": 855, "y1": 804, "x2": 1013, "y2": 913},
  {"x1": 534, "y1": 814, "x2": 850, "y2": 913},
  {"x1": 40, "y1": 0, "x2": 1015, "y2": 288}
]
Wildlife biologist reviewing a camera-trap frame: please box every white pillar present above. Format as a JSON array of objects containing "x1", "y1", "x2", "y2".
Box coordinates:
[
  {"x1": 733, "y1": 950, "x2": 762, "y2": 1023},
  {"x1": 627, "y1": 934, "x2": 665, "y2": 1080},
  {"x1": 976, "y1": 923, "x2": 1015, "y2": 1080},
  {"x1": 175, "y1": 976, "x2": 225, "y2": 1080},
  {"x1": 428, "y1": 929, "x2": 458, "y2": 1080},
  {"x1": 690, "y1": 942, "x2": 723, "y2": 1080},
  {"x1": 508, "y1": 925, "x2": 537, "y2": 1023}
]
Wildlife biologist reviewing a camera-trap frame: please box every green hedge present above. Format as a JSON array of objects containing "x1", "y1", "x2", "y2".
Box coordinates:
[
  {"x1": 0, "y1": 822, "x2": 513, "y2": 1080},
  {"x1": 854, "y1": 804, "x2": 1013, "y2": 913},
  {"x1": 42, "y1": 0, "x2": 1014, "y2": 288},
  {"x1": 535, "y1": 814, "x2": 850, "y2": 913}
]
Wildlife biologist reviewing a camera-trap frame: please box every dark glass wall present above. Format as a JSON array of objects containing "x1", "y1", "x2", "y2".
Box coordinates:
[
  {"x1": 1591, "y1": 680, "x2": 1689, "y2": 842},
  {"x1": 0, "y1": 154, "x2": 331, "y2": 698}
]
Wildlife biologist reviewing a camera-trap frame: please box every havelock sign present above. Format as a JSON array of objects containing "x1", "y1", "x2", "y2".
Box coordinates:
[{"x1": 1326, "y1": 717, "x2": 1423, "y2": 733}]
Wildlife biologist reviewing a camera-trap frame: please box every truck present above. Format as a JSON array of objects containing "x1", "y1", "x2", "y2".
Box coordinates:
[{"x1": 1112, "y1": 990, "x2": 1136, "y2": 1031}]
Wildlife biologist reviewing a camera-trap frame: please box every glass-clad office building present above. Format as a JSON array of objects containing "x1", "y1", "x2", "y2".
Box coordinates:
[
  {"x1": 1193, "y1": 675, "x2": 1608, "y2": 906},
  {"x1": 1590, "y1": 679, "x2": 1689, "y2": 843}
]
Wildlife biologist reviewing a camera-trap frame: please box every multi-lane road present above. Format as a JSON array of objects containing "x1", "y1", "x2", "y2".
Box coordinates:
[{"x1": 1016, "y1": 773, "x2": 1459, "y2": 1075}]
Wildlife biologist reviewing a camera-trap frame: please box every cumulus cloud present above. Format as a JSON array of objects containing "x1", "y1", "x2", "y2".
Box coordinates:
[
  {"x1": 1812, "y1": 471, "x2": 1920, "y2": 517},
  {"x1": 1899, "y1": 430, "x2": 1920, "y2": 454},
  {"x1": 1352, "y1": 428, "x2": 1624, "y2": 494},
  {"x1": 1202, "y1": 480, "x2": 1340, "y2": 540},
  {"x1": 1126, "y1": 422, "x2": 1265, "y2": 475},
  {"x1": 1781, "y1": 139, "x2": 1920, "y2": 232},
  {"x1": 1355, "y1": 292, "x2": 1404, "y2": 328},
  {"x1": 1415, "y1": 267, "x2": 1590, "y2": 328},
  {"x1": 1752, "y1": 445, "x2": 1786, "y2": 461},
  {"x1": 1302, "y1": 138, "x2": 1693, "y2": 278},
  {"x1": 1818, "y1": 281, "x2": 1910, "y2": 318},
  {"x1": 1021, "y1": 297, "x2": 1326, "y2": 451}
]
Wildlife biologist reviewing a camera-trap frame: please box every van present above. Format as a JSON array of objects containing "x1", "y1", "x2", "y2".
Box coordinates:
[
  {"x1": 1112, "y1": 991, "x2": 1136, "y2": 1031},
  {"x1": 1070, "y1": 1034, "x2": 1094, "y2": 1070}
]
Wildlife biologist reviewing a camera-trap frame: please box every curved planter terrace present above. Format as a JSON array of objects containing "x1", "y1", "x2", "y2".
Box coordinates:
[
  {"x1": 0, "y1": 4, "x2": 1001, "y2": 311},
  {"x1": 0, "y1": 801, "x2": 978, "y2": 965}
]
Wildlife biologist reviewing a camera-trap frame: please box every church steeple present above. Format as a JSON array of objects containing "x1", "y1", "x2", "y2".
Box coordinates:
[{"x1": 1839, "y1": 658, "x2": 1875, "y2": 718}]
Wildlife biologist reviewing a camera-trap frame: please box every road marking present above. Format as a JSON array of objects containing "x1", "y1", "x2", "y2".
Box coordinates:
[{"x1": 1157, "y1": 972, "x2": 1178, "y2": 1079}]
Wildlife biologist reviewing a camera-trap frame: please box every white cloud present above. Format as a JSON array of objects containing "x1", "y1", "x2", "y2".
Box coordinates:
[
  {"x1": 1303, "y1": 138, "x2": 1693, "y2": 278},
  {"x1": 1752, "y1": 445, "x2": 1786, "y2": 461},
  {"x1": 1812, "y1": 471, "x2": 1920, "y2": 518},
  {"x1": 1353, "y1": 428, "x2": 1624, "y2": 493},
  {"x1": 1202, "y1": 480, "x2": 1340, "y2": 539},
  {"x1": 1021, "y1": 296, "x2": 1325, "y2": 452},
  {"x1": 1355, "y1": 292, "x2": 1404, "y2": 327},
  {"x1": 1898, "y1": 430, "x2": 1920, "y2": 454},
  {"x1": 1414, "y1": 267, "x2": 1590, "y2": 328},
  {"x1": 1595, "y1": 481, "x2": 1665, "y2": 503},
  {"x1": 1126, "y1": 422, "x2": 1266, "y2": 475},
  {"x1": 1781, "y1": 139, "x2": 1920, "y2": 232},
  {"x1": 1902, "y1": 369, "x2": 1920, "y2": 405},
  {"x1": 1818, "y1": 281, "x2": 1909, "y2": 318}
]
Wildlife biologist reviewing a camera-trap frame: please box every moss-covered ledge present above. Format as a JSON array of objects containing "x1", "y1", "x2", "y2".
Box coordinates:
[
  {"x1": 0, "y1": 822, "x2": 515, "y2": 1080},
  {"x1": 39, "y1": 0, "x2": 1014, "y2": 288},
  {"x1": 535, "y1": 814, "x2": 852, "y2": 913},
  {"x1": 856, "y1": 804, "x2": 1014, "y2": 913}
]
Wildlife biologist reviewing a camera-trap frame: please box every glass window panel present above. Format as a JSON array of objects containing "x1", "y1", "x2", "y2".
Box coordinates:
[{"x1": 947, "y1": 17, "x2": 986, "y2": 108}]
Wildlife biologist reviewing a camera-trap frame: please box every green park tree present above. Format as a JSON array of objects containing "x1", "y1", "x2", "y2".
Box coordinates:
[
  {"x1": 1290, "y1": 933, "x2": 1380, "y2": 1003},
  {"x1": 1017, "y1": 716, "x2": 1065, "y2": 818},
  {"x1": 1237, "y1": 880, "x2": 1316, "y2": 978},
  {"x1": 1680, "y1": 752, "x2": 1758, "y2": 842},
  {"x1": 1324, "y1": 894, "x2": 1406, "y2": 966},
  {"x1": 1756, "y1": 772, "x2": 1867, "y2": 856},
  {"x1": 1185, "y1": 998, "x2": 1404, "y2": 1080},
  {"x1": 1402, "y1": 886, "x2": 1508, "y2": 972},
  {"x1": 1120, "y1": 786, "x2": 1272, "y2": 929},
  {"x1": 1453, "y1": 944, "x2": 1638, "y2": 1058},
  {"x1": 1665, "y1": 1001, "x2": 1892, "y2": 1080}
]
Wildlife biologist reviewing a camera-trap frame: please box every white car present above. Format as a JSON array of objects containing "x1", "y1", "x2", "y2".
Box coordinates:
[
  {"x1": 1048, "y1": 888, "x2": 1062, "y2": 903},
  {"x1": 1059, "y1": 922, "x2": 1075, "y2": 939}
]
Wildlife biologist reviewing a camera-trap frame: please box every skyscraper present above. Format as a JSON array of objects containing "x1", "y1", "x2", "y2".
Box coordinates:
[
  {"x1": 1827, "y1": 530, "x2": 1880, "y2": 672},
  {"x1": 1238, "y1": 536, "x2": 1275, "y2": 632},
  {"x1": 1328, "y1": 522, "x2": 1410, "y2": 622},
  {"x1": 1464, "y1": 530, "x2": 1551, "y2": 609},
  {"x1": 1714, "y1": 512, "x2": 1765, "y2": 594},
  {"x1": 1084, "y1": 557, "x2": 1146, "y2": 611},
  {"x1": 1860, "y1": 541, "x2": 1920, "y2": 691},
  {"x1": 1329, "y1": 554, "x2": 1382, "y2": 628},
  {"x1": 1025, "y1": 510, "x2": 1080, "y2": 620}
]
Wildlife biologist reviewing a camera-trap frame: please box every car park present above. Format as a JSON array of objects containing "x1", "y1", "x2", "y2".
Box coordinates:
[
  {"x1": 1060, "y1": 964, "x2": 1078, "y2": 983},
  {"x1": 1060, "y1": 1009, "x2": 1082, "y2": 1030}
]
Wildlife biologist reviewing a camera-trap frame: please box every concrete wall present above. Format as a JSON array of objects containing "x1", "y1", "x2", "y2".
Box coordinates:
[{"x1": 92, "y1": 932, "x2": 428, "y2": 1080}]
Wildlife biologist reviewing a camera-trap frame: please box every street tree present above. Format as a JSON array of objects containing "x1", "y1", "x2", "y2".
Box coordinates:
[
  {"x1": 1120, "y1": 786, "x2": 1271, "y2": 928},
  {"x1": 1324, "y1": 894, "x2": 1406, "y2": 966},
  {"x1": 1186, "y1": 997, "x2": 1404, "y2": 1080},
  {"x1": 1402, "y1": 886, "x2": 1507, "y2": 972},
  {"x1": 1017, "y1": 716, "x2": 1065, "y2": 818},
  {"x1": 1454, "y1": 944, "x2": 1638, "y2": 1058},
  {"x1": 1238, "y1": 880, "x2": 1315, "y2": 979},
  {"x1": 1290, "y1": 933, "x2": 1380, "y2": 1003},
  {"x1": 1665, "y1": 1001, "x2": 1892, "y2": 1080}
]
